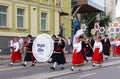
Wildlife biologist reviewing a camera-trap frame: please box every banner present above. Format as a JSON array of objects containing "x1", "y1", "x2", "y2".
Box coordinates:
[{"x1": 32, "y1": 34, "x2": 54, "y2": 62}]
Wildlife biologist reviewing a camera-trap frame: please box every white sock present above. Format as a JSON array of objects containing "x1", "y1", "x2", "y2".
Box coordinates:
[
  {"x1": 10, "y1": 62, "x2": 13, "y2": 65},
  {"x1": 24, "y1": 61, "x2": 27, "y2": 65},
  {"x1": 61, "y1": 64, "x2": 64, "y2": 67},
  {"x1": 53, "y1": 62, "x2": 57, "y2": 68},
  {"x1": 71, "y1": 66, "x2": 74, "y2": 69}
]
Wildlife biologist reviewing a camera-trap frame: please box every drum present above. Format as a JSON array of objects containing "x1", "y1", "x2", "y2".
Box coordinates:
[{"x1": 32, "y1": 34, "x2": 54, "y2": 62}]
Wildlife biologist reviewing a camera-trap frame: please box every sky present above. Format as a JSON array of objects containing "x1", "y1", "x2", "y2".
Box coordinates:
[{"x1": 116, "y1": 0, "x2": 120, "y2": 17}]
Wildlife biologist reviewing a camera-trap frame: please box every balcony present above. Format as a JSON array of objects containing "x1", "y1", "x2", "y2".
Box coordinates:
[{"x1": 72, "y1": 0, "x2": 105, "y2": 13}]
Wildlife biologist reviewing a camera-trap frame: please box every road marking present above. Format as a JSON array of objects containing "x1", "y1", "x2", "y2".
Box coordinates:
[{"x1": 80, "y1": 73, "x2": 96, "y2": 78}]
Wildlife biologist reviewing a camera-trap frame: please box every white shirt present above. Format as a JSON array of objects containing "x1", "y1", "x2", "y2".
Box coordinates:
[
  {"x1": 93, "y1": 41, "x2": 103, "y2": 53},
  {"x1": 13, "y1": 42, "x2": 19, "y2": 52},
  {"x1": 73, "y1": 42, "x2": 82, "y2": 53},
  {"x1": 114, "y1": 40, "x2": 120, "y2": 46},
  {"x1": 19, "y1": 38, "x2": 24, "y2": 44}
]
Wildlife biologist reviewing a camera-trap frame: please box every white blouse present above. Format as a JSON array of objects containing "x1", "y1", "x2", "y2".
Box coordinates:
[
  {"x1": 93, "y1": 41, "x2": 103, "y2": 53},
  {"x1": 73, "y1": 42, "x2": 82, "y2": 53},
  {"x1": 13, "y1": 42, "x2": 19, "y2": 52},
  {"x1": 114, "y1": 40, "x2": 120, "y2": 46}
]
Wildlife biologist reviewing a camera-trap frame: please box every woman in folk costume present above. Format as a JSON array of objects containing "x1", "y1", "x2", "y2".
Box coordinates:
[
  {"x1": 9, "y1": 37, "x2": 22, "y2": 66},
  {"x1": 71, "y1": 37, "x2": 84, "y2": 71},
  {"x1": 92, "y1": 37, "x2": 103, "y2": 67},
  {"x1": 22, "y1": 35, "x2": 35, "y2": 67},
  {"x1": 113, "y1": 37, "x2": 120, "y2": 56},
  {"x1": 50, "y1": 34, "x2": 66, "y2": 70}
]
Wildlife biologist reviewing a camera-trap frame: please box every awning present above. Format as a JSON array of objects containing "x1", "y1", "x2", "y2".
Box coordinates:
[
  {"x1": 72, "y1": 5, "x2": 103, "y2": 14},
  {"x1": 72, "y1": 0, "x2": 104, "y2": 14}
]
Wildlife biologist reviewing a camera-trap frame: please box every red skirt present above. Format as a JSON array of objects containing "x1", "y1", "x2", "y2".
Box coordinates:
[
  {"x1": 113, "y1": 46, "x2": 120, "y2": 55},
  {"x1": 92, "y1": 48, "x2": 103, "y2": 63},
  {"x1": 10, "y1": 49, "x2": 22, "y2": 62},
  {"x1": 72, "y1": 51, "x2": 84, "y2": 66}
]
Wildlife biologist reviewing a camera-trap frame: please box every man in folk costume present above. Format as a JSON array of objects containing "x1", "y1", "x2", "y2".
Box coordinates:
[
  {"x1": 50, "y1": 34, "x2": 66, "y2": 70},
  {"x1": 80, "y1": 36, "x2": 88, "y2": 63},
  {"x1": 9, "y1": 37, "x2": 22, "y2": 66},
  {"x1": 101, "y1": 35, "x2": 111, "y2": 59},
  {"x1": 113, "y1": 37, "x2": 120, "y2": 56},
  {"x1": 22, "y1": 35, "x2": 35, "y2": 67},
  {"x1": 92, "y1": 36, "x2": 103, "y2": 67},
  {"x1": 71, "y1": 36, "x2": 84, "y2": 71}
]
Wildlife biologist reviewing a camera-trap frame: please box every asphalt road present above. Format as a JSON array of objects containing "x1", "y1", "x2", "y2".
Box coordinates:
[
  {"x1": 51, "y1": 64, "x2": 120, "y2": 79},
  {"x1": 0, "y1": 54, "x2": 120, "y2": 79}
]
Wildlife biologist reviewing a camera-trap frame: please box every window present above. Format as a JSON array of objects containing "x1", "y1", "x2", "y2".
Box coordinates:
[
  {"x1": 0, "y1": 5, "x2": 7, "y2": 27},
  {"x1": 41, "y1": 13, "x2": 47, "y2": 30},
  {"x1": 17, "y1": 8, "x2": 24, "y2": 28}
]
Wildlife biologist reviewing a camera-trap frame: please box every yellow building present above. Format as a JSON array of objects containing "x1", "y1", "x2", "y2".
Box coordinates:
[
  {"x1": 0, "y1": 0, "x2": 71, "y2": 54},
  {"x1": 0, "y1": 0, "x2": 71, "y2": 37}
]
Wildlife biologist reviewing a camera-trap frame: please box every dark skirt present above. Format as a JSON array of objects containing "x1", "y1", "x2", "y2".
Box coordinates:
[
  {"x1": 51, "y1": 51, "x2": 66, "y2": 65},
  {"x1": 24, "y1": 53, "x2": 35, "y2": 61},
  {"x1": 86, "y1": 47, "x2": 93, "y2": 57}
]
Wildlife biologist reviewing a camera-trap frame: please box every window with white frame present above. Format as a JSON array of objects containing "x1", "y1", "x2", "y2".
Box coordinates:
[
  {"x1": 41, "y1": 12, "x2": 47, "y2": 30},
  {"x1": 0, "y1": 5, "x2": 7, "y2": 27},
  {"x1": 17, "y1": 8, "x2": 24, "y2": 28}
]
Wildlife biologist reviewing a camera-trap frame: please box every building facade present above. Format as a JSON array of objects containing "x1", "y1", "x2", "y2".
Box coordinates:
[{"x1": 0, "y1": 0, "x2": 71, "y2": 54}]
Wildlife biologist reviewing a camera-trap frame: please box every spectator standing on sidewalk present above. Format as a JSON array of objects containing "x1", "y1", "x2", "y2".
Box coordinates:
[
  {"x1": 67, "y1": 37, "x2": 72, "y2": 53},
  {"x1": 8, "y1": 37, "x2": 13, "y2": 53},
  {"x1": 9, "y1": 37, "x2": 22, "y2": 66},
  {"x1": 18, "y1": 37, "x2": 24, "y2": 54}
]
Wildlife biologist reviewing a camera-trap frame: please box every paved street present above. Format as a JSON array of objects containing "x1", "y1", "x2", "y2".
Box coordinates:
[
  {"x1": 51, "y1": 63, "x2": 120, "y2": 79},
  {"x1": 0, "y1": 54, "x2": 120, "y2": 79}
]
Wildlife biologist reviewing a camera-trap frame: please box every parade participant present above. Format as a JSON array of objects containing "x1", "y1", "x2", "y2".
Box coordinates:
[
  {"x1": 86, "y1": 38, "x2": 94, "y2": 57},
  {"x1": 113, "y1": 37, "x2": 120, "y2": 56},
  {"x1": 80, "y1": 36, "x2": 88, "y2": 63},
  {"x1": 71, "y1": 36, "x2": 84, "y2": 71},
  {"x1": 92, "y1": 36, "x2": 103, "y2": 67},
  {"x1": 9, "y1": 37, "x2": 22, "y2": 66},
  {"x1": 50, "y1": 34, "x2": 66, "y2": 70},
  {"x1": 48, "y1": 35, "x2": 57, "y2": 63},
  {"x1": 22, "y1": 35, "x2": 35, "y2": 67},
  {"x1": 101, "y1": 35, "x2": 111, "y2": 59}
]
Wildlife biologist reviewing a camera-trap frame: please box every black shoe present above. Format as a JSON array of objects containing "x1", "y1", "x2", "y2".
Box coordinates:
[
  {"x1": 22, "y1": 64, "x2": 26, "y2": 67},
  {"x1": 31, "y1": 64, "x2": 35, "y2": 67},
  {"x1": 50, "y1": 67, "x2": 55, "y2": 70},
  {"x1": 9, "y1": 64, "x2": 13, "y2": 67},
  {"x1": 92, "y1": 64, "x2": 95, "y2": 67},
  {"x1": 70, "y1": 68, "x2": 74, "y2": 71},
  {"x1": 61, "y1": 67, "x2": 64, "y2": 70}
]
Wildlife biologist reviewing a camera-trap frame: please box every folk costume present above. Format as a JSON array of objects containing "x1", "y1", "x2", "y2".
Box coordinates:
[
  {"x1": 113, "y1": 40, "x2": 120, "y2": 56},
  {"x1": 92, "y1": 41, "x2": 103, "y2": 67},
  {"x1": 71, "y1": 37, "x2": 84, "y2": 71},
  {"x1": 101, "y1": 35, "x2": 111, "y2": 59},
  {"x1": 22, "y1": 35, "x2": 35, "y2": 67},
  {"x1": 9, "y1": 38, "x2": 22, "y2": 66},
  {"x1": 50, "y1": 35, "x2": 66, "y2": 70}
]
